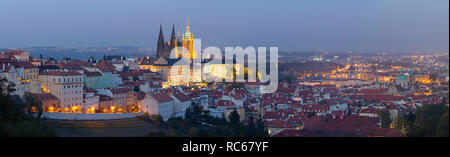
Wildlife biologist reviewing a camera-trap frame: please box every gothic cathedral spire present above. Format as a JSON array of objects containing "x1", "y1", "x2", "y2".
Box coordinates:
[
  {"x1": 170, "y1": 24, "x2": 177, "y2": 49},
  {"x1": 157, "y1": 24, "x2": 165, "y2": 58}
]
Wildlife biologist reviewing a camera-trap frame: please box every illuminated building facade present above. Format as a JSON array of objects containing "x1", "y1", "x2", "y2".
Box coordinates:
[
  {"x1": 140, "y1": 20, "x2": 245, "y2": 88},
  {"x1": 39, "y1": 71, "x2": 84, "y2": 113},
  {"x1": 17, "y1": 61, "x2": 41, "y2": 94},
  {"x1": 34, "y1": 93, "x2": 59, "y2": 112}
]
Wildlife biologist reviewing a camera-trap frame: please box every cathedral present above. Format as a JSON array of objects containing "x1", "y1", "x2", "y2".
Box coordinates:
[
  {"x1": 139, "y1": 19, "x2": 243, "y2": 88},
  {"x1": 139, "y1": 20, "x2": 198, "y2": 88},
  {"x1": 156, "y1": 20, "x2": 196, "y2": 60}
]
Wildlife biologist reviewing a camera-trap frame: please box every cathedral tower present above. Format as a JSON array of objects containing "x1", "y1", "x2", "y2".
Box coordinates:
[
  {"x1": 182, "y1": 18, "x2": 196, "y2": 59},
  {"x1": 157, "y1": 24, "x2": 165, "y2": 59},
  {"x1": 170, "y1": 24, "x2": 177, "y2": 49}
]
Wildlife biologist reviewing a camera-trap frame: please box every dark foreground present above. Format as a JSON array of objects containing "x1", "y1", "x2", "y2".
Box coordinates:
[{"x1": 44, "y1": 118, "x2": 161, "y2": 137}]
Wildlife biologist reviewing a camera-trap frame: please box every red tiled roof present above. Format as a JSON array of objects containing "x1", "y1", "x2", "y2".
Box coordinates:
[
  {"x1": 264, "y1": 120, "x2": 292, "y2": 128},
  {"x1": 17, "y1": 61, "x2": 37, "y2": 69},
  {"x1": 217, "y1": 100, "x2": 235, "y2": 107},
  {"x1": 94, "y1": 60, "x2": 115, "y2": 72},
  {"x1": 360, "y1": 106, "x2": 381, "y2": 114},
  {"x1": 39, "y1": 71, "x2": 81, "y2": 76},
  {"x1": 136, "y1": 92, "x2": 146, "y2": 100},
  {"x1": 2, "y1": 50, "x2": 28, "y2": 55},
  {"x1": 84, "y1": 71, "x2": 103, "y2": 77},
  {"x1": 34, "y1": 93, "x2": 58, "y2": 101},
  {"x1": 359, "y1": 88, "x2": 387, "y2": 94},
  {"x1": 365, "y1": 128, "x2": 405, "y2": 137},
  {"x1": 151, "y1": 93, "x2": 173, "y2": 103},
  {"x1": 172, "y1": 93, "x2": 190, "y2": 102},
  {"x1": 302, "y1": 115, "x2": 381, "y2": 134}
]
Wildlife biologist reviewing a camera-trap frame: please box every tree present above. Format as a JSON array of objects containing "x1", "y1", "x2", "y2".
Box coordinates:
[
  {"x1": 208, "y1": 126, "x2": 236, "y2": 137},
  {"x1": 394, "y1": 113, "x2": 407, "y2": 134},
  {"x1": 408, "y1": 104, "x2": 449, "y2": 137},
  {"x1": 185, "y1": 103, "x2": 203, "y2": 125},
  {"x1": 245, "y1": 116, "x2": 257, "y2": 137},
  {"x1": 346, "y1": 106, "x2": 352, "y2": 116},
  {"x1": 256, "y1": 118, "x2": 268, "y2": 137},
  {"x1": 150, "y1": 114, "x2": 164, "y2": 127},
  {"x1": 133, "y1": 76, "x2": 140, "y2": 81},
  {"x1": 0, "y1": 78, "x2": 20, "y2": 122},
  {"x1": 147, "y1": 131, "x2": 167, "y2": 137},
  {"x1": 379, "y1": 110, "x2": 392, "y2": 128},
  {"x1": 0, "y1": 78, "x2": 55, "y2": 137},
  {"x1": 436, "y1": 112, "x2": 449, "y2": 137},
  {"x1": 23, "y1": 92, "x2": 43, "y2": 125},
  {"x1": 229, "y1": 109, "x2": 240, "y2": 125},
  {"x1": 133, "y1": 86, "x2": 140, "y2": 92},
  {"x1": 356, "y1": 101, "x2": 362, "y2": 107}
]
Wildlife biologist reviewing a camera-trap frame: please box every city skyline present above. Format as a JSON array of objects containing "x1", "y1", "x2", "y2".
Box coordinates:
[{"x1": 0, "y1": 0, "x2": 448, "y2": 53}]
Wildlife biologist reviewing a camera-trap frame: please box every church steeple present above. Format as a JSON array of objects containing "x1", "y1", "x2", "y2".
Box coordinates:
[
  {"x1": 170, "y1": 24, "x2": 177, "y2": 49},
  {"x1": 184, "y1": 17, "x2": 192, "y2": 38},
  {"x1": 157, "y1": 24, "x2": 165, "y2": 58}
]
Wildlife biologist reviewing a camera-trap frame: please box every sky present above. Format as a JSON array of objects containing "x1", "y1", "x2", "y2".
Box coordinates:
[{"x1": 0, "y1": 0, "x2": 448, "y2": 53}]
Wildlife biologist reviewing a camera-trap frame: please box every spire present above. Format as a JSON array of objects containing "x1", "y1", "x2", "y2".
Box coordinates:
[
  {"x1": 187, "y1": 16, "x2": 189, "y2": 27},
  {"x1": 158, "y1": 24, "x2": 164, "y2": 40},
  {"x1": 186, "y1": 17, "x2": 190, "y2": 31},
  {"x1": 170, "y1": 24, "x2": 177, "y2": 48},
  {"x1": 157, "y1": 24, "x2": 165, "y2": 58},
  {"x1": 184, "y1": 17, "x2": 191, "y2": 38}
]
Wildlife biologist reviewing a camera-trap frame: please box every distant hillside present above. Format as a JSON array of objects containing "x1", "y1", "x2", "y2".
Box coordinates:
[{"x1": 1, "y1": 47, "x2": 156, "y2": 60}]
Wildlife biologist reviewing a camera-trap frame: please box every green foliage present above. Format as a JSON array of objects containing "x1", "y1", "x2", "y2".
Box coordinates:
[
  {"x1": 279, "y1": 74, "x2": 295, "y2": 83},
  {"x1": 133, "y1": 76, "x2": 140, "y2": 81},
  {"x1": 229, "y1": 109, "x2": 240, "y2": 125},
  {"x1": 0, "y1": 78, "x2": 55, "y2": 137},
  {"x1": 244, "y1": 116, "x2": 257, "y2": 137},
  {"x1": 378, "y1": 110, "x2": 392, "y2": 128},
  {"x1": 394, "y1": 113, "x2": 407, "y2": 134},
  {"x1": 207, "y1": 126, "x2": 236, "y2": 137},
  {"x1": 164, "y1": 104, "x2": 268, "y2": 137},
  {"x1": 167, "y1": 117, "x2": 190, "y2": 131},
  {"x1": 407, "y1": 104, "x2": 449, "y2": 137},
  {"x1": 436, "y1": 113, "x2": 449, "y2": 137},
  {"x1": 140, "y1": 112, "x2": 151, "y2": 120},
  {"x1": 147, "y1": 131, "x2": 167, "y2": 137},
  {"x1": 150, "y1": 114, "x2": 165, "y2": 127},
  {"x1": 23, "y1": 92, "x2": 43, "y2": 123},
  {"x1": 256, "y1": 118, "x2": 268, "y2": 137},
  {"x1": 189, "y1": 127, "x2": 209, "y2": 137},
  {"x1": 4, "y1": 121, "x2": 56, "y2": 137},
  {"x1": 133, "y1": 86, "x2": 140, "y2": 92}
]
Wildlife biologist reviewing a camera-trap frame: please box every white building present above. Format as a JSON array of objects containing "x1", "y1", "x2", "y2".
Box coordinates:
[
  {"x1": 171, "y1": 93, "x2": 191, "y2": 118},
  {"x1": 141, "y1": 93, "x2": 174, "y2": 121},
  {"x1": 83, "y1": 91, "x2": 100, "y2": 113},
  {"x1": 0, "y1": 63, "x2": 27, "y2": 97},
  {"x1": 39, "y1": 71, "x2": 84, "y2": 113}
]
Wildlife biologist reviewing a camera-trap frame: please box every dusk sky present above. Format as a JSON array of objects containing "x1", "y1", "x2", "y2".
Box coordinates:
[{"x1": 0, "y1": 0, "x2": 448, "y2": 53}]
